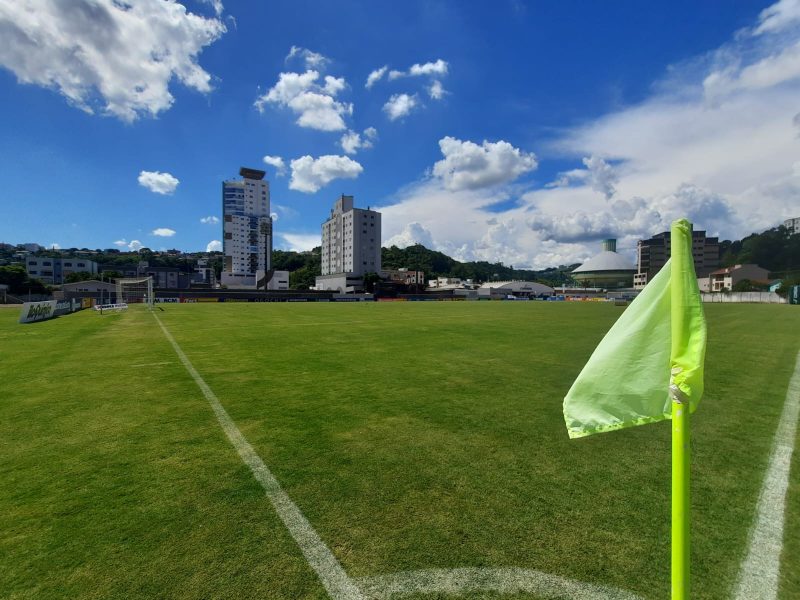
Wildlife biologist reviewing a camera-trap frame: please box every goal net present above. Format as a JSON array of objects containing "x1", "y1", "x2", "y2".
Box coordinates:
[{"x1": 115, "y1": 277, "x2": 154, "y2": 309}]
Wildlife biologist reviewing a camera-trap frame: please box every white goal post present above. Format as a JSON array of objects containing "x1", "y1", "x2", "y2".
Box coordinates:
[{"x1": 115, "y1": 277, "x2": 154, "y2": 309}]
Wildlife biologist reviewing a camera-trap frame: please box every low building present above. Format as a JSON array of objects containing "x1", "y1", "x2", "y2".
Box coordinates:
[
  {"x1": 57, "y1": 280, "x2": 117, "y2": 303},
  {"x1": 428, "y1": 277, "x2": 464, "y2": 289},
  {"x1": 706, "y1": 264, "x2": 770, "y2": 292},
  {"x1": 26, "y1": 256, "x2": 98, "y2": 285},
  {"x1": 478, "y1": 280, "x2": 554, "y2": 299},
  {"x1": 572, "y1": 239, "x2": 636, "y2": 289},
  {"x1": 382, "y1": 268, "x2": 425, "y2": 286}
]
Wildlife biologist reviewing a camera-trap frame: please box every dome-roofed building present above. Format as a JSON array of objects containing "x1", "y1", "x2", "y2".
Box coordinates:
[{"x1": 571, "y1": 239, "x2": 636, "y2": 289}]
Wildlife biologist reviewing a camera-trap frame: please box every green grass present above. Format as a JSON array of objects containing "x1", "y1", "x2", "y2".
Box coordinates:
[{"x1": 0, "y1": 302, "x2": 798, "y2": 599}]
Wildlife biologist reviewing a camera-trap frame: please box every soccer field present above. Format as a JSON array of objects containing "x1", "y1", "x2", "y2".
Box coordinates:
[{"x1": 1, "y1": 302, "x2": 798, "y2": 599}]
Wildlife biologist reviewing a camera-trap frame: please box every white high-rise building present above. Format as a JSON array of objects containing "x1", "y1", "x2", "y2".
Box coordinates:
[
  {"x1": 221, "y1": 167, "x2": 278, "y2": 288},
  {"x1": 316, "y1": 195, "x2": 381, "y2": 292}
]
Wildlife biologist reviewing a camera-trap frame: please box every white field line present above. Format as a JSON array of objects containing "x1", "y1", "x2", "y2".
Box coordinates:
[
  {"x1": 153, "y1": 313, "x2": 365, "y2": 600},
  {"x1": 154, "y1": 312, "x2": 646, "y2": 600},
  {"x1": 356, "y1": 567, "x2": 643, "y2": 600},
  {"x1": 734, "y1": 350, "x2": 800, "y2": 600}
]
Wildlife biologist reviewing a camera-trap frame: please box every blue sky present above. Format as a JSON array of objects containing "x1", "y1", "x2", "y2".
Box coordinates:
[{"x1": 1, "y1": 0, "x2": 798, "y2": 268}]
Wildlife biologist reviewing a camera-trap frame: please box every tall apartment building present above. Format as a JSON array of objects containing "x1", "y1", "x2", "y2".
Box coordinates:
[
  {"x1": 316, "y1": 195, "x2": 381, "y2": 292},
  {"x1": 784, "y1": 216, "x2": 800, "y2": 235},
  {"x1": 634, "y1": 229, "x2": 719, "y2": 289},
  {"x1": 221, "y1": 167, "x2": 274, "y2": 288}
]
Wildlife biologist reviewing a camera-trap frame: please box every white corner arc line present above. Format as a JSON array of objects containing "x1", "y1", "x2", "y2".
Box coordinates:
[
  {"x1": 734, "y1": 350, "x2": 800, "y2": 600},
  {"x1": 356, "y1": 567, "x2": 644, "y2": 599},
  {"x1": 153, "y1": 314, "x2": 365, "y2": 600}
]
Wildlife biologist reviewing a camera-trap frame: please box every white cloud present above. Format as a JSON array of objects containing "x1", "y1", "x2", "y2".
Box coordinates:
[
  {"x1": 366, "y1": 65, "x2": 388, "y2": 88},
  {"x1": 200, "y1": 0, "x2": 224, "y2": 17},
  {"x1": 389, "y1": 59, "x2": 449, "y2": 79},
  {"x1": 754, "y1": 0, "x2": 800, "y2": 35},
  {"x1": 200, "y1": 216, "x2": 219, "y2": 224},
  {"x1": 152, "y1": 228, "x2": 176, "y2": 237},
  {"x1": 262, "y1": 155, "x2": 287, "y2": 176},
  {"x1": 375, "y1": 1, "x2": 800, "y2": 268},
  {"x1": 289, "y1": 155, "x2": 363, "y2": 193},
  {"x1": 138, "y1": 170, "x2": 179, "y2": 195},
  {"x1": 285, "y1": 46, "x2": 330, "y2": 70},
  {"x1": 0, "y1": 0, "x2": 225, "y2": 122},
  {"x1": 128, "y1": 240, "x2": 143, "y2": 251},
  {"x1": 550, "y1": 156, "x2": 618, "y2": 199},
  {"x1": 114, "y1": 239, "x2": 128, "y2": 247},
  {"x1": 279, "y1": 233, "x2": 321, "y2": 252},
  {"x1": 206, "y1": 240, "x2": 222, "y2": 252},
  {"x1": 383, "y1": 93, "x2": 418, "y2": 120},
  {"x1": 255, "y1": 69, "x2": 352, "y2": 132},
  {"x1": 428, "y1": 80, "x2": 446, "y2": 100},
  {"x1": 323, "y1": 75, "x2": 346, "y2": 95},
  {"x1": 409, "y1": 59, "x2": 449, "y2": 77},
  {"x1": 47, "y1": 242, "x2": 61, "y2": 250},
  {"x1": 340, "y1": 127, "x2": 378, "y2": 154},
  {"x1": 384, "y1": 222, "x2": 434, "y2": 248},
  {"x1": 432, "y1": 137, "x2": 538, "y2": 191}
]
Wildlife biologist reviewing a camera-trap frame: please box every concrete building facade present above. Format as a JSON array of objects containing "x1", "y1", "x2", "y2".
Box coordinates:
[
  {"x1": 634, "y1": 229, "x2": 719, "y2": 289},
  {"x1": 707, "y1": 264, "x2": 770, "y2": 292},
  {"x1": 25, "y1": 256, "x2": 98, "y2": 285},
  {"x1": 221, "y1": 167, "x2": 274, "y2": 288},
  {"x1": 784, "y1": 216, "x2": 800, "y2": 235},
  {"x1": 317, "y1": 195, "x2": 381, "y2": 292}
]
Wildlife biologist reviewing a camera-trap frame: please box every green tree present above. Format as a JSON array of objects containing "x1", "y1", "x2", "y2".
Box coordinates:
[{"x1": 65, "y1": 271, "x2": 96, "y2": 283}]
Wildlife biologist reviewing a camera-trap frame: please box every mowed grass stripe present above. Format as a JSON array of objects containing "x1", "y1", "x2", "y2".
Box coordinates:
[
  {"x1": 0, "y1": 307, "x2": 331, "y2": 599},
  {"x1": 158, "y1": 302, "x2": 800, "y2": 599},
  {"x1": 2, "y1": 302, "x2": 799, "y2": 599},
  {"x1": 153, "y1": 312, "x2": 364, "y2": 600}
]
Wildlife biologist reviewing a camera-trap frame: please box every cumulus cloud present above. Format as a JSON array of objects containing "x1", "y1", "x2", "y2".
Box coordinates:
[
  {"x1": 366, "y1": 65, "x2": 388, "y2": 88},
  {"x1": 255, "y1": 69, "x2": 352, "y2": 131},
  {"x1": 384, "y1": 222, "x2": 434, "y2": 248},
  {"x1": 279, "y1": 233, "x2": 321, "y2": 252},
  {"x1": 389, "y1": 59, "x2": 449, "y2": 79},
  {"x1": 289, "y1": 155, "x2": 364, "y2": 193},
  {"x1": 383, "y1": 93, "x2": 418, "y2": 120},
  {"x1": 138, "y1": 170, "x2": 179, "y2": 195},
  {"x1": 152, "y1": 228, "x2": 176, "y2": 237},
  {"x1": 128, "y1": 240, "x2": 143, "y2": 251},
  {"x1": 285, "y1": 46, "x2": 330, "y2": 70},
  {"x1": 340, "y1": 127, "x2": 378, "y2": 154},
  {"x1": 432, "y1": 137, "x2": 538, "y2": 191},
  {"x1": 262, "y1": 155, "x2": 287, "y2": 176},
  {"x1": 0, "y1": 0, "x2": 225, "y2": 122},
  {"x1": 206, "y1": 240, "x2": 222, "y2": 252},
  {"x1": 550, "y1": 156, "x2": 619, "y2": 199},
  {"x1": 200, "y1": 216, "x2": 219, "y2": 224},
  {"x1": 428, "y1": 80, "x2": 446, "y2": 100},
  {"x1": 114, "y1": 239, "x2": 128, "y2": 247}
]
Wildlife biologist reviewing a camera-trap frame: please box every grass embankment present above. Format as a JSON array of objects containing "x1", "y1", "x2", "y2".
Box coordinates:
[{"x1": 0, "y1": 302, "x2": 798, "y2": 599}]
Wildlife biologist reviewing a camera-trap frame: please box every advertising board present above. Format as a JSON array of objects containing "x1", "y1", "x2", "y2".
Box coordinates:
[{"x1": 19, "y1": 300, "x2": 58, "y2": 324}]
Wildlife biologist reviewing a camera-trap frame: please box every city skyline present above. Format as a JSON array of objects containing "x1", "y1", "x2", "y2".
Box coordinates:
[{"x1": 0, "y1": 1, "x2": 798, "y2": 269}]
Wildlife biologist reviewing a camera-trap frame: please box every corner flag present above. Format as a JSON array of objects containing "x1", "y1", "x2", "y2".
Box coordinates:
[
  {"x1": 563, "y1": 218, "x2": 706, "y2": 438},
  {"x1": 562, "y1": 218, "x2": 706, "y2": 600}
]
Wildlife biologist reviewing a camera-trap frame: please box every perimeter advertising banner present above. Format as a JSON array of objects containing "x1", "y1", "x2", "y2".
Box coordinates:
[{"x1": 19, "y1": 300, "x2": 58, "y2": 324}]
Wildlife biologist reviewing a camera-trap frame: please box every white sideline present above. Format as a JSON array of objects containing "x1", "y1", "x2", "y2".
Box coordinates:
[
  {"x1": 356, "y1": 567, "x2": 643, "y2": 599},
  {"x1": 153, "y1": 313, "x2": 365, "y2": 600},
  {"x1": 154, "y1": 312, "x2": 645, "y2": 600},
  {"x1": 734, "y1": 350, "x2": 800, "y2": 600}
]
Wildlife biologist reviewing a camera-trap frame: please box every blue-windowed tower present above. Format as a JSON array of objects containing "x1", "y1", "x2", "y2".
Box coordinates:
[{"x1": 221, "y1": 167, "x2": 273, "y2": 288}]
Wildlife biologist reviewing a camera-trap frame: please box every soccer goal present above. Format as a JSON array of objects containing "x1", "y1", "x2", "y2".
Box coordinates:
[{"x1": 115, "y1": 277, "x2": 154, "y2": 309}]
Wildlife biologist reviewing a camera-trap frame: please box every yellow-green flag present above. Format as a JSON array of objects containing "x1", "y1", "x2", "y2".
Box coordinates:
[{"x1": 563, "y1": 219, "x2": 706, "y2": 439}]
